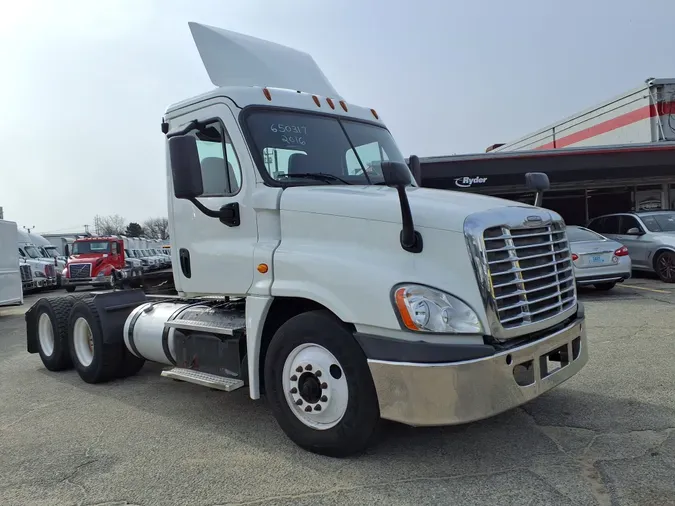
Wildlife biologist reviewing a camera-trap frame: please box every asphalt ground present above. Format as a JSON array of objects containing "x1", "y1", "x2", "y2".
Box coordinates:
[{"x1": 1, "y1": 277, "x2": 674, "y2": 506}]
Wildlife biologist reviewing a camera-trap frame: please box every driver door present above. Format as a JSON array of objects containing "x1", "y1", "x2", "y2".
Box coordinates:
[
  {"x1": 168, "y1": 100, "x2": 257, "y2": 296},
  {"x1": 616, "y1": 215, "x2": 648, "y2": 267}
]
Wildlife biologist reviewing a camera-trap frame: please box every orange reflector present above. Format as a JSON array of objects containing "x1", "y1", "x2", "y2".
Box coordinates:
[
  {"x1": 394, "y1": 287, "x2": 418, "y2": 331},
  {"x1": 370, "y1": 108, "x2": 379, "y2": 119},
  {"x1": 257, "y1": 263, "x2": 269, "y2": 274},
  {"x1": 262, "y1": 88, "x2": 272, "y2": 101},
  {"x1": 339, "y1": 100, "x2": 348, "y2": 112},
  {"x1": 312, "y1": 95, "x2": 321, "y2": 107},
  {"x1": 326, "y1": 97, "x2": 335, "y2": 109}
]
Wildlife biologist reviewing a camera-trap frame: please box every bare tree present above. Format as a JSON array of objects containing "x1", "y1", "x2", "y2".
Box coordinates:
[
  {"x1": 93, "y1": 214, "x2": 126, "y2": 235},
  {"x1": 143, "y1": 217, "x2": 170, "y2": 240}
]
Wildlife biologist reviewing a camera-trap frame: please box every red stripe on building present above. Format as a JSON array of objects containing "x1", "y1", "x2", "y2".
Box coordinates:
[{"x1": 535, "y1": 101, "x2": 675, "y2": 150}]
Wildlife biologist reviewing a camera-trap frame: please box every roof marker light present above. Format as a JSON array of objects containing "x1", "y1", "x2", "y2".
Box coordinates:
[
  {"x1": 312, "y1": 95, "x2": 321, "y2": 107},
  {"x1": 370, "y1": 108, "x2": 379, "y2": 119},
  {"x1": 326, "y1": 97, "x2": 335, "y2": 110},
  {"x1": 339, "y1": 100, "x2": 348, "y2": 112},
  {"x1": 262, "y1": 88, "x2": 272, "y2": 101}
]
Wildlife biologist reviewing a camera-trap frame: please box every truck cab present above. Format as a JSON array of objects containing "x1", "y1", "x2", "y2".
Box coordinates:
[
  {"x1": 63, "y1": 236, "x2": 126, "y2": 291},
  {"x1": 25, "y1": 23, "x2": 588, "y2": 458}
]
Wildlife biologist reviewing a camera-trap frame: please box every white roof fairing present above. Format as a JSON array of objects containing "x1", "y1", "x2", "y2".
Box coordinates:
[{"x1": 188, "y1": 22, "x2": 342, "y2": 100}]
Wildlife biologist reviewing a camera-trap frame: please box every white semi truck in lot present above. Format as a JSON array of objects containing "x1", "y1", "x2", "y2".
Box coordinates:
[
  {"x1": 25, "y1": 23, "x2": 588, "y2": 457},
  {"x1": 0, "y1": 219, "x2": 23, "y2": 307}
]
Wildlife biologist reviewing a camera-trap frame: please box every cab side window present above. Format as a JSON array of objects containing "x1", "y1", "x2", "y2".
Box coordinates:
[
  {"x1": 111, "y1": 243, "x2": 119, "y2": 255},
  {"x1": 191, "y1": 121, "x2": 243, "y2": 196}
]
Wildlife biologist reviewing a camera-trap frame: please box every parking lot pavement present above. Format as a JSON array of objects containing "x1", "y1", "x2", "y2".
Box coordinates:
[{"x1": 1, "y1": 283, "x2": 674, "y2": 506}]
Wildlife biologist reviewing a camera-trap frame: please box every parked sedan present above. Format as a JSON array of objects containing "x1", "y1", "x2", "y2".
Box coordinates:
[
  {"x1": 586, "y1": 211, "x2": 675, "y2": 283},
  {"x1": 567, "y1": 225, "x2": 632, "y2": 291}
]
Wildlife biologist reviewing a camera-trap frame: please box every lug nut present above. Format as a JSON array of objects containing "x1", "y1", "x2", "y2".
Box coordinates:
[
  {"x1": 296, "y1": 399, "x2": 303, "y2": 405},
  {"x1": 321, "y1": 395, "x2": 328, "y2": 402},
  {"x1": 315, "y1": 370, "x2": 322, "y2": 377},
  {"x1": 314, "y1": 405, "x2": 322, "y2": 411},
  {"x1": 305, "y1": 364, "x2": 312, "y2": 371},
  {"x1": 304, "y1": 406, "x2": 312, "y2": 412},
  {"x1": 321, "y1": 382, "x2": 327, "y2": 389},
  {"x1": 290, "y1": 387, "x2": 297, "y2": 394},
  {"x1": 296, "y1": 366, "x2": 303, "y2": 373},
  {"x1": 290, "y1": 375, "x2": 297, "y2": 381}
]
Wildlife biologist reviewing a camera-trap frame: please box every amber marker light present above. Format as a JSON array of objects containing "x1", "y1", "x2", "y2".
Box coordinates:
[{"x1": 257, "y1": 263, "x2": 269, "y2": 274}]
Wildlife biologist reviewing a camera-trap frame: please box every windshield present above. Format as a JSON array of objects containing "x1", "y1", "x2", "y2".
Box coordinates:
[
  {"x1": 566, "y1": 226, "x2": 605, "y2": 242},
  {"x1": 245, "y1": 110, "x2": 412, "y2": 185},
  {"x1": 72, "y1": 241, "x2": 111, "y2": 255},
  {"x1": 44, "y1": 247, "x2": 59, "y2": 258},
  {"x1": 641, "y1": 213, "x2": 675, "y2": 232},
  {"x1": 24, "y1": 245, "x2": 42, "y2": 258}
]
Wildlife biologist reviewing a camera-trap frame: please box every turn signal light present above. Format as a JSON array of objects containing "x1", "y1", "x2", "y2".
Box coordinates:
[
  {"x1": 614, "y1": 246, "x2": 629, "y2": 257},
  {"x1": 571, "y1": 253, "x2": 579, "y2": 261}
]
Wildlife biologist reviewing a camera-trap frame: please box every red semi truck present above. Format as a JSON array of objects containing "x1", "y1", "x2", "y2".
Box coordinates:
[{"x1": 63, "y1": 236, "x2": 141, "y2": 292}]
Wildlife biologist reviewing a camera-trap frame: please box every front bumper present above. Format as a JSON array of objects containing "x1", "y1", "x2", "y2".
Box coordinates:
[
  {"x1": 63, "y1": 275, "x2": 112, "y2": 287},
  {"x1": 367, "y1": 315, "x2": 587, "y2": 426}
]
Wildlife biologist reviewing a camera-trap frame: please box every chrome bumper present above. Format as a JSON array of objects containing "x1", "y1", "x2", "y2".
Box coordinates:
[
  {"x1": 63, "y1": 276, "x2": 112, "y2": 286},
  {"x1": 368, "y1": 316, "x2": 587, "y2": 426}
]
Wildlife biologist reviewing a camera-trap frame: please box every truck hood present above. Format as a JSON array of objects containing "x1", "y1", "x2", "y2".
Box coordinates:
[
  {"x1": 280, "y1": 185, "x2": 532, "y2": 232},
  {"x1": 69, "y1": 254, "x2": 105, "y2": 263}
]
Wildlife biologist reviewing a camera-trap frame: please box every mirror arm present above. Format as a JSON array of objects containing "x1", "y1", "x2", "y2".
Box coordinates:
[
  {"x1": 188, "y1": 197, "x2": 222, "y2": 219},
  {"x1": 395, "y1": 186, "x2": 423, "y2": 253}
]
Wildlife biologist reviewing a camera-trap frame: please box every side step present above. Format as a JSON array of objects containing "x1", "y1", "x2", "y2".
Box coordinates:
[
  {"x1": 165, "y1": 319, "x2": 245, "y2": 337},
  {"x1": 160, "y1": 368, "x2": 245, "y2": 392}
]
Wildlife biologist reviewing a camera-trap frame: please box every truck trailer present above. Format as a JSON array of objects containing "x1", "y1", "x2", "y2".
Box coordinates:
[
  {"x1": 492, "y1": 78, "x2": 675, "y2": 152},
  {"x1": 25, "y1": 23, "x2": 588, "y2": 457}
]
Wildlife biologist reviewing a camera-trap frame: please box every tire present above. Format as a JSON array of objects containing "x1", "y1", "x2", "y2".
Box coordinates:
[
  {"x1": 67, "y1": 299, "x2": 124, "y2": 384},
  {"x1": 116, "y1": 348, "x2": 146, "y2": 379},
  {"x1": 264, "y1": 310, "x2": 380, "y2": 457},
  {"x1": 594, "y1": 282, "x2": 616, "y2": 291},
  {"x1": 65, "y1": 286, "x2": 76, "y2": 293},
  {"x1": 33, "y1": 297, "x2": 77, "y2": 371},
  {"x1": 655, "y1": 251, "x2": 675, "y2": 283}
]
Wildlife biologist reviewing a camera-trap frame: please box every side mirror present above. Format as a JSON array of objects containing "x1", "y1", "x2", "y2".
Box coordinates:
[
  {"x1": 408, "y1": 155, "x2": 422, "y2": 186},
  {"x1": 381, "y1": 161, "x2": 413, "y2": 187},
  {"x1": 525, "y1": 172, "x2": 550, "y2": 192},
  {"x1": 64, "y1": 245, "x2": 70, "y2": 257},
  {"x1": 380, "y1": 161, "x2": 422, "y2": 254},
  {"x1": 525, "y1": 172, "x2": 550, "y2": 207},
  {"x1": 169, "y1": 135, "x2": 203, "y2": 199},
  {"x1": 626, "y1": 227, "x2": 643, "y2": 236}
]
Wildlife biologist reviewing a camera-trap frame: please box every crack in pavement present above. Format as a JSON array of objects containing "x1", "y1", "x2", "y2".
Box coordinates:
[
  {"x1": 215, "y1": 467, "x2": 533, "y2": 506},
  {"x1": 522, "y1": 407, "x2": 674, "y2": 506},
  {"x1": 59, "y1": 430, "x2": 106, "y2": 506}
]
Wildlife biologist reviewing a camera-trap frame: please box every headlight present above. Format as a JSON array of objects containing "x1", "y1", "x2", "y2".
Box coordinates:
[{"x1": 392, "y1": 284, "x2": 483, "y2": 334}]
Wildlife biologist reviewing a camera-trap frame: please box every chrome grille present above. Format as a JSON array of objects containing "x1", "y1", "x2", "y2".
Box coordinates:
[
  {"x1": 483, "y1": 221, "x2": 576, "y2": 329},
  {"x1": 69, "y1": 263, "x2": 91, "y2": 279},
  {"x1": 20, "y1": 264, "x2": 32, "y2": 281},
  {"x1": 44, "y1": 264, "x2": 55, "y2": 278}
]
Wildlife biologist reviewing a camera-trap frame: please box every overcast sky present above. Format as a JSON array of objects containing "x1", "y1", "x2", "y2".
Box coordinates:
[{"x1": 1, "y1": 0, "x2": 673, "y2": 234}]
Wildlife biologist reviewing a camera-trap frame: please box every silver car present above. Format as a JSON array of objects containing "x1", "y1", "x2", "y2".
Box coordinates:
[
  {"x1": 587, "y1": 211, "x2": 675, "y2": 283},
  {"x1": 567, "y1": 225, "x2": 632, "y2": 291}
]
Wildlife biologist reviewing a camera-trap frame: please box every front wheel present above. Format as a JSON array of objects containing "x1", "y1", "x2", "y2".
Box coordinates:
[
  {"x1": 264, "y1": 310, "x2": 380, "y2": 458},
  {"x1": 655, "y1": 251, "x2": 675, "y2": 283}
]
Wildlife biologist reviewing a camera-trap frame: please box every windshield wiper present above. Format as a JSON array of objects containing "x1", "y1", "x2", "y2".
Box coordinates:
[{"x1": 283, "y1": 173, "x2": 351, "y2": 185}]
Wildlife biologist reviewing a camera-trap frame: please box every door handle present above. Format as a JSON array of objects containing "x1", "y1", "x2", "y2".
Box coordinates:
[{"x1": 179, "y1": 248, "x2": 191, "y2": 278}]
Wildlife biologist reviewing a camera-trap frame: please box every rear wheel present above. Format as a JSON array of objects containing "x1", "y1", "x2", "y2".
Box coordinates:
[
  {"x1": 67, "y1": 300, "x2": 123, "y2": 383},
  {"x1": 116, "y1": 348, "x2": 145, "y2": 378},
  {"x1": 264, "y1": 310, "x2": 380, "y2": 457},
  {"x1": 594, "y1": 282, "x2": 616, "y2": 291},
  {"x1": 655, "y1": 251, "x2": 675, "y2": 283},
  {"x1": 65, "y1": 286, "x2": 76, "y2": 293},
  {"x1": 34, "y1": 297, "x2": 75, "y2": 371}
]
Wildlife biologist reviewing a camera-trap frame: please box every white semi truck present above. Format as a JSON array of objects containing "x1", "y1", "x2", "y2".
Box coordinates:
[
  {"x1": 0, "y1": 219, "x2": 23, "y2": 307},
  {"x1": 25, "y1": 23, "x2": 588, "y2": 457}
]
